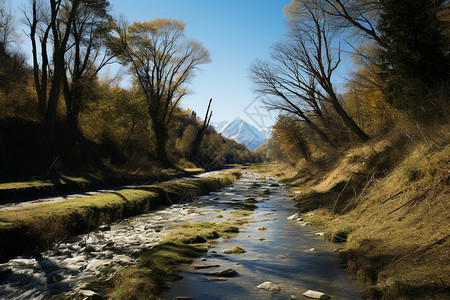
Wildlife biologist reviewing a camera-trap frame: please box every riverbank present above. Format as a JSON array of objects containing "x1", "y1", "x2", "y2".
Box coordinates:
[
  {"x1": 0, "y1": 167, "x2": 205, "y2": 203},
  {"x1": 0, "y1": 169, "x2": 241, "y2": 260},
  {"x1": 253, "y1": 129, "x2": 449, "y2": 299}
]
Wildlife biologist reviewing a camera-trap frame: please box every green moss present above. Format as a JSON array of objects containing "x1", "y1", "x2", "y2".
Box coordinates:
[
  {"x1": 0, "y1": 170, "x2": 241, "y2": 253},
  {"x1": 223, "y1": 245, "x2": 246, "y2": 254}
]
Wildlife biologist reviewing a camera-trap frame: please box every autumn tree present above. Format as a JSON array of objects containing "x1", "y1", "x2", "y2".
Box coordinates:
[
  {"x1": 0, "y1": 0, "x2": 13, "y2": 52},
  {"x1": 115, "y1": 19, "x2": 210, "y2": 167},
  {"x1": 273, "y1": 115, "x2": 312, "y2": 163},
  {"x1": 63, "y1": 0, "x2": 115, "y2": 129}
]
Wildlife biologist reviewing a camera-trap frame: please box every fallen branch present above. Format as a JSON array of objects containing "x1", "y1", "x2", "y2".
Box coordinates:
[
  {"x1": 393, "y1": 234, "x2": 450, "y2": 265},
  {"x1": 331, "y1": 175, "x2": 353, "y2": 214},
  {"x1": 342, "y1": 172, "x2": 375, "y2": 213},
  {"x1": 386, "y1": 197, "x2": 417, "y2": 216},
  {"x1": 381, "y1": 189, "x2": 405, "y2": 204},
  {"x1": 386, "y1": 190, "x2": 430, "y2": 216}
]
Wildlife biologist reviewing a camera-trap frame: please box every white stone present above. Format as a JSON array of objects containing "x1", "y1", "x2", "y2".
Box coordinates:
[
  {"x1": 257, "y1": 281, "x2": 281, "y2": 291},
  {"x1": 302, "y1": 290, "x2": 330, "y2": 299},
  {"x1": 316, "y1": 232, "x2": 325, "y2": 236},
  {"x1": 287, "y1": 213, "x2": 299, "y2": 220}
]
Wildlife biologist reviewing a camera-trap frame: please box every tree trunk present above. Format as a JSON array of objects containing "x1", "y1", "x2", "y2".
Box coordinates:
[
  {"x1": 152, "y1": 118, "x2": 173, "y2": 168},
  {"x1": 330, "y1": 94, "x2": 370, "y2": 142},
  {"x1": 188, "y1": 98, "x2": 212, "y2": 162}
]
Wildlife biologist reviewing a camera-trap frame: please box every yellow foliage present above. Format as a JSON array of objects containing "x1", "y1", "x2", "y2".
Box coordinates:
[{"x1": 344, "y1": 62, "x2": 392, "y2": 135}]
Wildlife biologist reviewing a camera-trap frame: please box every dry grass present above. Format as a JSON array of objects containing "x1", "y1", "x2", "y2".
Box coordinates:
[
  {"x1": 293, "y1": 129, "x2": 450, "y2": 299},
  {"x1": 261, "y1": 122, "x2": 449, "y2": 299}
]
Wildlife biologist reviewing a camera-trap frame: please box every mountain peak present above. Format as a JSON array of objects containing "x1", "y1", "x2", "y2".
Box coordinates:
[{"x1": 212, "y1": 118, "x2": 271, "y2": 151}]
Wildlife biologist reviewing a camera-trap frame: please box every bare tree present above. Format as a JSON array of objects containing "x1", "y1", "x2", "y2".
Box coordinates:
[
  {"x1": 62, "y1": 0, "x2": 115, "y2": 129},
  {"x1": 188, "y1": 98, "x2": 212, "y2": 162},
  {"x1": 251, "y1": 58, "x2": 337, "y2": 147},
  {"x1": 286, "y1": 6, "x2": 370, "y2": 141},
  {"x1": 285, "y1": 0, "x2": 384, "y2": 47},
  {"x1": 26, "y1": 0, "x2": 80, "y2": 125},
  {"x1": 115, "y1": 19, "x2": 210, "y2": 167}
]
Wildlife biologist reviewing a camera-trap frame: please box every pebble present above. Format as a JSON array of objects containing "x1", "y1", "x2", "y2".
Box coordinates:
[
  {"x1": 302, "y1": 290, "x2": 330, "y2": 299},
  {"x1": 287, "y1": 213, "x2": 299, "y2": 220},
  {"x1": 257, "y1": 281, "x2": 281, "y2": 291}
]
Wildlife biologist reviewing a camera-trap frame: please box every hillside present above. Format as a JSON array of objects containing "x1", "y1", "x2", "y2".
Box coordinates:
[{"x1": 254, "y1": 124, "x2": 449, "y2": 299}]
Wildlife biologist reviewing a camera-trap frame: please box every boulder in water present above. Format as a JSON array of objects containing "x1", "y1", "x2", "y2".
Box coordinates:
[{"x1": 204, "y1": 268, "x2": 238, "y2": 277}]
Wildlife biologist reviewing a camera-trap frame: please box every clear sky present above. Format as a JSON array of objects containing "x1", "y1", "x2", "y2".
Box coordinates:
[{"x1": 107, "y1": 0, "x2": 291, "y2": 128}]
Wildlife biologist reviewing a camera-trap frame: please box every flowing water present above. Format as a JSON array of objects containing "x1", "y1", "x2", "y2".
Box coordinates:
[{"x1": 0, "y1": 171, "x2": 362, "y2": 299}]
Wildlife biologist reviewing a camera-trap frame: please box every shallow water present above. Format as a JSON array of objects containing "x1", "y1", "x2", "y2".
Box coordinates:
[
  {"x1": 164, "y1": 172, "x2": 362, "y2": 300},
  {"x1": 0, "y1": 171, "x2": 362, "y2": 299}
]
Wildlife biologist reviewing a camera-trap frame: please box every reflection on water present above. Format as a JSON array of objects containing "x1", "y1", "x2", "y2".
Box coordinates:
[{"x1": 165, "y1": 172, "x2": 362, "y2": 300}]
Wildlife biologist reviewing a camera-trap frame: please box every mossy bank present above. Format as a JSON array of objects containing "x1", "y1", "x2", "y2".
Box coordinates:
[{"x1": 0, "y1": 169, "x2": 241, "y2": 260}]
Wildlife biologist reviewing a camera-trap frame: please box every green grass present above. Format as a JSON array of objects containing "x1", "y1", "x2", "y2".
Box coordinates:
[{"x1": 0, "y1": 169, "x2": 242, "y2": 255}]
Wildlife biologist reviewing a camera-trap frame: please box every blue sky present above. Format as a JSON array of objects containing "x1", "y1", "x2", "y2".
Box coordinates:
[
  {"x1": 108, "y1": 0, "x2": 291, "y2": 128},
  {"x1": 9, "y1": 0, "x2": 352, "y2": 128}
]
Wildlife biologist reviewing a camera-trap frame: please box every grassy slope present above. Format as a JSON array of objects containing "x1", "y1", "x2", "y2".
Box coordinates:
[
  {"x1": 0, "y1": 169, "x2": 241, "y2": 258},
  {"x1": 253, "y1": 131, "x2": 449, "y2": 299}
]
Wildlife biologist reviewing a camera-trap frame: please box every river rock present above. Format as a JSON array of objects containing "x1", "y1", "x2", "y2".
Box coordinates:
[
  {"x1": 206, "y1": 277, "x2": 228, "y2": 281},
  {"x1": 200, "y1": 258, "x2": 207, "y2": 261},
  {"x1": 270, "y1": 183, "x2": 280, "y2": 187},
  {"x1": 223, "y1": 246, "x2": 245, "y2": 254},
  {"x1": 287, "y1": 213, "x2": 299, "y2": 220},
  {"x1": 79, "y1": 289, "x2": 103, "y2": 300},
  {"x1": 98, "y1": 225, "x2": 111, "y2": 232},
  {"x1": 204, "y1": 268, "x2": 238, "y2": 277},
  {"x1": 302, "y1": 290, "x2": 330, "y2": 299},
  {"x1": 223, "y1": 226, "x2": 239, "y2": 233},
  {"x1": 191, "y1": 264, "x2": 220, "y2": 270},
  {"x1": 257, "y1": 281, "x2": 281, "y2": 291},
  {"x1": 316, "y1": 232, "x2": 325, "y2": 236}
]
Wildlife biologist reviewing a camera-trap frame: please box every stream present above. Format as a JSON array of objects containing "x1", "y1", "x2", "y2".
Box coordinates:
[{"x1": 0, "y1": 171, "x2": 362, "y2": 299}]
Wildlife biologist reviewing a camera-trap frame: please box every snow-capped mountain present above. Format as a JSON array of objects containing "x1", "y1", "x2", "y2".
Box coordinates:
[{"x1": 212, "y1": 118, "x2": 272, "y2": 151}]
